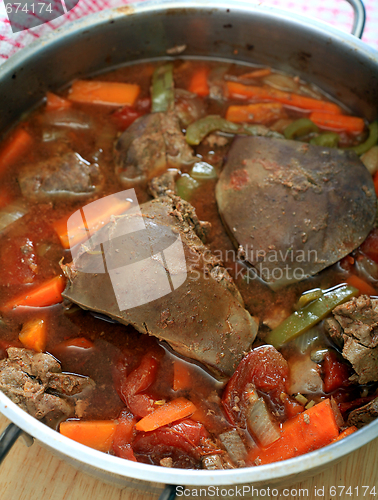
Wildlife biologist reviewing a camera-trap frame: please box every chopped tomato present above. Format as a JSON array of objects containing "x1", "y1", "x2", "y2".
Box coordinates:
[
  {"x1": 222, "y1": 345, "x2": 289, "y2": 426},
  {"x1": 112, "y1": 409, "x2": 137, "y2": 461},
  {"x1": 112, "y1": 97, "x2": 151, "y2": 130},
  {"x1": 114, "y1": 352, "x2": 160, "y2": 418},
  {"x1": 281, "y1": 393, "x2": 304, "y2": 419},
  {"x1": 323, "y1": 351, "x2": 350, "y2": 393},
  {"x1": 132, "y1": 418, "x2": 209, "y2": 468},
  {"x1": 360, "y1": 228, "x2": 378, "y2": 264}
]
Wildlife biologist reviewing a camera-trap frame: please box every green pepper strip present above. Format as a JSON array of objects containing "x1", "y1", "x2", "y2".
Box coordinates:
[
  {"x1": 186, "y1": 116, "x2": 282, "y2": 146},
  {"x1": 295, "y1": 288, "x2": 323, "y2": 310},
  {"x1": 186, "y1": 116, "x2": 239, "y2": 146},
  {"x1": 151, "y1": 63, "x2": 174, "y2": 113},
  {"x1": 283, "y1": 118, "x2": 319, "y2": 140},
  {"x1": 266, "y1": 285, "x2": 358, "y2": 349},
  {"x1": 310, "y1": 132, "x2": 339, "y2": 148},
  {"x1": 346, "y1": 121, "x2": 378, "y2": 156}
]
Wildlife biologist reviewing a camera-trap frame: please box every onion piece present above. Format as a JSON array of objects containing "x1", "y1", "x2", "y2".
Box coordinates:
[
  {"x1": 290, "y1": 326, "x2": 320, "y2": 354},
  {"x1": 288, "y1": 355, "x2": 324, "y2": 395},
  {"x1": 0, "y1": 200, "x2": 28, "y2": 234},
  {"x1": 219, "y1": 429, "x2": 248, "y2": 464},
  {"x1": 355, "y1": 255, "x2": 378, "y2": 283},
  {"x1": 361, "y1": 145, "x2": 378, "y2": 176},
  {"x1": 247, "y1": 398, "x2": 281, "y2": 448},
  {"x1": 262, "y1": 73, "x2": 299, "y2": 92},
  {"x1": 40, "y1": 109, "x2": 94, "y2": 130}
]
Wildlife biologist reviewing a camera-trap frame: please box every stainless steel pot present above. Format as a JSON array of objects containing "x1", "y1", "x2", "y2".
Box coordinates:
[{"x1": 0, "y1": 0, "x2": 377, "y2": 493}]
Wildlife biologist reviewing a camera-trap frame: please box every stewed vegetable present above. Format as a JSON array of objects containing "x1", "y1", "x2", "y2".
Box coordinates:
[{"x1": 0, "y1": 59, "x2": 377, "y2": 469}]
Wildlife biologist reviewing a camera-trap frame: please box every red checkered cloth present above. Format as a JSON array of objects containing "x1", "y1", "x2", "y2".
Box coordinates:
[{"x1": 0, "y1": 0, "x2": 377, "y2": 62}]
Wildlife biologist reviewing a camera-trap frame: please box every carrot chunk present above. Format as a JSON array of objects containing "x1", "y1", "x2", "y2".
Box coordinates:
[
  {"x1": 331, "y1": 426, "x2": 358, "y2": 443},
  {"x1": 173, "y1": 360, "x2": 192, "y2": 391},
  {"x1": 309, "y1": 111, "x2": 365, "y2": 133},
  {"x1": 188, "y1": 67, "x2": 209, "y2": 97},
  {"x1": 225, "y1": 102, "x2": 285, "y2": 125},
  {"x1": 226, "y1": 81, "x2": 342, "y2": 114},
  {"x1": 45, "y1": 91, "x2": 72, "y2": 111},
  {"x1": 346, "y1": 275, "x2": 376, "y2": 296},
  {"x1": 60, "y1": 420, "x2": 118, "y2": 452},
  {"x1": 248, "y1": 399, "x2": 339, "y2": 465},
  {"x1": 68, "y1": 80, "x2": 140, "y2": 107},
  {"x1": 19, "y1": 318, "x2": 47, "y2": 352},
  {"x1": 0, "y1": 128, "x2": 32, "y2": 176},
  {"x1": 54, "y1": 196, "x2": 131, "y2": 249},
  {"x1": 135, "y1": 397, "x2": 197, "y2": 432},
  {"x1": 3, "y1": 276, "x2": 66, "y2": 311}
]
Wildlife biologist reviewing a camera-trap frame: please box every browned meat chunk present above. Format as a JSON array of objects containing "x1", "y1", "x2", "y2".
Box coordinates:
[
  {"x1": 325, "y1": 296, "x2": 378, "y2": 384},
  {"x1": 18, "y1": 152, "x2": 103, "y2": 201},
  {"x1": 174, "y1": 89, "x2": 206, "y2": 128},
  {"x1": 347, "y1": 397, "x2": 378, "y2": 428},
  {"x1": 148, "y1": 171, "x2": 177, "y2": 198},
  {"x1": 0, "y1": 347, "x2": 95, "y2": 425},
  {"x1": 216, "y1": 136, "x2": 376, "y2": 287},
  {"x1": 333, "y1": 295, "x2": 378, "y2": 348},
  {"x1": 62, "y1": 194, "x2": 258, "y2": 377},
  {"x1": 114, "y1": 112, "x2": 194, "y2": 187}
]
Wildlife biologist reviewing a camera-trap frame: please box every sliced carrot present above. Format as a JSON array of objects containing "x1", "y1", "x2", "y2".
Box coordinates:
[
  {"x1": 0, "y1": 127, "x2": 32, "y2": 176},
  {"x1": 19, "y1": 318, "x2": 47, "y2": 353},
  {"x1": 3, "y1": 276, "x2": 66, "y2": 311},
  {"x1": 226, "y1": 81, "x2": 342, "y2": 114},
  {"x1": 225, "y1": 102, "x2": 285, "y2": 125},
  {"x1": 309, "y1": 111, "x2": 365, "y2": 133},
  {"x1": 135, "y1": 397, "x2": 197, "y2": 432},
  {"x1": 45, "y1": 91, "x2": 72, "y2": 111},
  {"x1": 346, "y1": 274, "x2": 376, "y2": 296},
  {"x1": 331, "y1": 426, "x2": 358, "y2": 443},
  {"x1": 248, "y1": 399, "x2": 339, "y2": 465},
  {"x1": 188, "y1": 67, "x2": 209, "y2": 97},
  {"x1": 68, "y1": 80, "x2": 140, "y2": 107},
  {"x1": 54, "y1": 196, "x2": 131, "y2": 249},
  {"x1": 60, "y1": 420, "x2": 118, "y2": 452},
  {"x1": 173, "y1": 360, "x2": 192, "y2": 391},
  {"x1": 238, "y1": 68, "x2": 272, "y2": 80}
]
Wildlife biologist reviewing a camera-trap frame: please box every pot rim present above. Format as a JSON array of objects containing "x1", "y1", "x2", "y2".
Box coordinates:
[
  {"x1": 1, "y1": 0, "x2": 378, "y2": 487},
  {"x1": 0, "y1": 0, "x2": 377, "y2": 84}
]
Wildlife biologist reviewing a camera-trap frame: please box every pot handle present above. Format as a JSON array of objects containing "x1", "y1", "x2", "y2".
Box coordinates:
[
  {"x1": 159, "y1": 484, "x2": 179, "y2": 500},
  {"x1": 345, "y1": 0, "x2": 366, "y2": 38},
  {"x1": 0, "y1": 423, "x2": 23, "y2": 465}
]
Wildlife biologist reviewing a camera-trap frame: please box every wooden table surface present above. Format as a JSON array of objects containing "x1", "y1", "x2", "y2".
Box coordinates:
[{"x1": 0, "y1": 413, "x2": 377, "y2": 500}]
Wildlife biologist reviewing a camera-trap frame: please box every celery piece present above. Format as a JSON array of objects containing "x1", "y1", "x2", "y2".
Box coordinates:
[
  {"x1": 266, "y1": 285, "x2": 358, "y2": 348},
  {"x1": 347, "y1": 121, "x2": 378, "y2": 156},
  {"x1": 190, "y1": 161, "x2": 217, "y2": 180},
  {"x1": 295, "y1": 288, "x2": 323, "y2": 310},
  {"x1": 283, "y1": 118, "x2": 319, "y2": 140},
  {"x1": 151, "y1": 63, "x2": 174, "y2": 113},
  {"x1": 310, "y1": 132, "x2": 339, "y2": 148},
  {"x1": 186, "y1": 115, "x2": 239, "y2": 146},
  {"x1": 176, "y1": 174, "x2": 199, "y2": 201}
]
